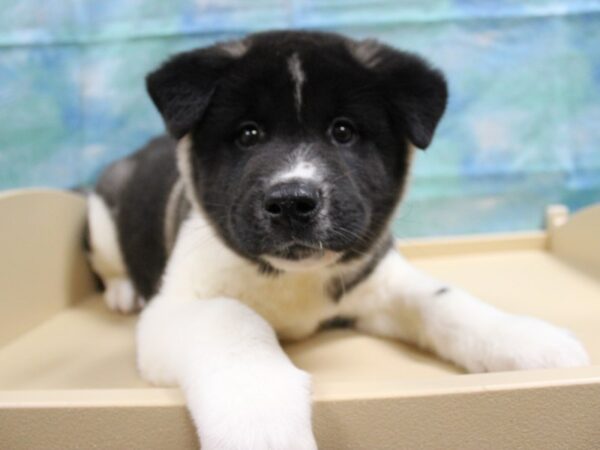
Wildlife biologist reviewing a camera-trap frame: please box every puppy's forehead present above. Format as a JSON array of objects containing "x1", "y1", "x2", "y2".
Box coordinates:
[
  {"x1": 226, "y1": 37, "x2": 372, "y2": 123},
  {"x1": 242, "y1": 37, "x2": 361, "y2": 83}
]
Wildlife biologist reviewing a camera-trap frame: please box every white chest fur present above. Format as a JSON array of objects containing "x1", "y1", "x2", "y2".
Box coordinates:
[{"x1": 159, "y1": 212, "x2": 344, "y2": 340}]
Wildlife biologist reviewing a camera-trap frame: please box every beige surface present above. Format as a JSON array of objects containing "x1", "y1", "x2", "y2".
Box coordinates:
[
  {"x1": 549, "y1": 203, "x2": 600, "y2": 279},
  {"x1": 0, "y1": 189, "x2": 95, "y2": 346},
  {"x1": 1, "y1": 189, "x2": 600, "y2": 449}
]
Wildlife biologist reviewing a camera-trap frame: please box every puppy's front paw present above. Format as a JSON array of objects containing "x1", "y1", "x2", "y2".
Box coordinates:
[
  {"x1": 189, "y1": 365, "x2": 317, "y2": 450},
  {"x1": 468, "y1": 316, "x2": 590, "y2": 373},
  {"x1": 104, "y1": 277, "x2": 144, "y2": 314}
]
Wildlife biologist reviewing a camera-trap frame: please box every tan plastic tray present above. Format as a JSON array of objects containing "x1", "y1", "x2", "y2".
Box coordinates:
[{"x1": 1, "y1": 190, "x2": 599, "y2": 449}]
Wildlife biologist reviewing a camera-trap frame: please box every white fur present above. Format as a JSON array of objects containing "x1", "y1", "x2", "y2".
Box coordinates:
[
  {"x1": 273, "y1": 160, "x2": 318, "y2": 184},
  {"x1": 339, "y1": 250, "x2": 590, "y2": 372},
  {"x1": 287, "y1": 53, "x2": 305, "y2": 115},
  {"x1": 158, "y1": 209, "x2": 341, "y2": 340},
  {"x1": 137, "y1": 297, "x2": 317, "y2": 449},
  {"x1": 263, "y1": 250, "x2": 340, "y2": 272},
  {"x1": 104, "y1": 277, "x2": 143, "y2": 314}
]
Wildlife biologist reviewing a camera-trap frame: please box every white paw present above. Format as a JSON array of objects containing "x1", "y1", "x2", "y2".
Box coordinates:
[
  {"x1": 466, "y1": 316, "x2": 590, "y2": 373},
  {"x1": 136, "y1": 303, "x2": 179, "y2": 386},
  {"x1": 104, "y1": 278, "x2": 144, "y2": 314},
  {"x1": 188, "y1": 365, "x2": 318, "y2": 450}
]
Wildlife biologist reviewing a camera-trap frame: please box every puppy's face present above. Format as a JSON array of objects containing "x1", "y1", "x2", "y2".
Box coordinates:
[{"x1": 147, "y1": 31, "x2": 447, "y2": 271}]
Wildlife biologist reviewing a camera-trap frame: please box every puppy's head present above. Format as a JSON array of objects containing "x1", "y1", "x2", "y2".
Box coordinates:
[{"x1": 147, "y1": 31, "x2": 447, "y2": 272}]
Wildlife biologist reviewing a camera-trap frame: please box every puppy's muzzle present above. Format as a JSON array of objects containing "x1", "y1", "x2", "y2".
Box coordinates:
[{"x1": 264, "y1": 182, "x2": 321, "y2": 225}]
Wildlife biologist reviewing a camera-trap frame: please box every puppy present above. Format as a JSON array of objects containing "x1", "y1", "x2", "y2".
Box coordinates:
[{"x1": 86, "y1": 31, "x2": 589, "y2": 449}]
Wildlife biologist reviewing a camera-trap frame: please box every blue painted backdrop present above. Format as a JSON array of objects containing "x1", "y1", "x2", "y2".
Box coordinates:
[{"x1": 1, "y1": 0, "x2": 599, "y2": 237}]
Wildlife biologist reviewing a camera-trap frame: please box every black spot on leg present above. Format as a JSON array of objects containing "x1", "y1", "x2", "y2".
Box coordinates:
[
  {"x1": 319, "y1": 316, "x2": 356, "y2": 330},
  {"x1": 435, "y1": 287, "x2": 449, "y2": 296}
]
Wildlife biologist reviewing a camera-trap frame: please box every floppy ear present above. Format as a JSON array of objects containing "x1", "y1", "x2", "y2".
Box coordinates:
[
  {"x1": 146, "y1": 45, "x2": 240, "y2": 138},
  {"x1": 349, "y1": 40, "x2": 448, "y2": 149}
]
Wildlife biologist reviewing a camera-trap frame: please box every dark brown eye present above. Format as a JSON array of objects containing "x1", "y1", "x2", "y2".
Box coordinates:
[
  {"x1": 330, "y1": 118, "x2": 356, "y2": 145},
  {"x1": 236, "y1": 123, "x2": 262, "y2": 148}
]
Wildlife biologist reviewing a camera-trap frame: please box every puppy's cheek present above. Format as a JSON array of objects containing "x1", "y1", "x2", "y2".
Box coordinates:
[
  {"x1": 230, "y1": 195, "x2": 268, "y2": 255},
  {"x1": 328, "y1": 196, "x2": 370, "y2": 235}
]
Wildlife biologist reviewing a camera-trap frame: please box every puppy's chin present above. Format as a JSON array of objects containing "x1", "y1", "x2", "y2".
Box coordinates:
[{"x1": 262, "y1": 250, "x2": 341, "y2": 272}]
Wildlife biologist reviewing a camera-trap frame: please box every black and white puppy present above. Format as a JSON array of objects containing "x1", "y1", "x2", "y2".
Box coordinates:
[{"x1": 87, "y1": 31, "x2": 589, "y2": 449}]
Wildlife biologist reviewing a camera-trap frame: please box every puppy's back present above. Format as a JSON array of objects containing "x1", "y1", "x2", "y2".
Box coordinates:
[{"x1": 92, "y1": 135, "x2": 187, "y2": 301}]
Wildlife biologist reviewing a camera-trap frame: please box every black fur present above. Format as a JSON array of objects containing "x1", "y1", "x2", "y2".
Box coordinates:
[
  {"x1": 95, "y1": 30, "x2": 447, "y2": 300},
  {"x1": 96, "y1": 136, "x2": 182, "y2": 299},
  {"x1": 146, "y1": 48, "x2": 235, "y2": 139},
  {"x1": 327, "y1": 235, "x2": 393, "y2": 302}
]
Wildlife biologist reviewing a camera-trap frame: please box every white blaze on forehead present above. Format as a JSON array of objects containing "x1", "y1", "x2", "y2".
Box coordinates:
[{"x1": 287, "y1": 53, "x2": 306, "y2": 115}]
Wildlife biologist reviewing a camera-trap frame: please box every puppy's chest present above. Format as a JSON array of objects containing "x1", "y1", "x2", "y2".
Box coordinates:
[
  {"x1": 162, "y1": 217, "x2": 338, "y2": 340},
  {"x1": 220, "y1": 270, "x2": 337, "y2": 340}
]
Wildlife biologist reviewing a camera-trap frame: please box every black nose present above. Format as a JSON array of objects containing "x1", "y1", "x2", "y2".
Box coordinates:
[{"x1": 264, "y1": 182, "x2": 321, "y2": 223}]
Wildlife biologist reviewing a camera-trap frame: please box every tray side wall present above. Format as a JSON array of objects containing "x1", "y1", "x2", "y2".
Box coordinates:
[
  {"x1": 2, "y1": 381, "x2": 600, "y2": 450},
  {"x1": 0, "y1": 190, "x2": 96, "y2": 346},
  {"x1": 550, "y1": 204, "x2": 600, "y2": 278}
]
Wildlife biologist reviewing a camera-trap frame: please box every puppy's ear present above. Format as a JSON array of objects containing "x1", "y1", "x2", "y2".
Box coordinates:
[
  {"x1": 146, "y1": 43, "x2": 243, "y2": 138},
  {"x1": 349, "y1": 40, "x2": 448, "y2": 149}
]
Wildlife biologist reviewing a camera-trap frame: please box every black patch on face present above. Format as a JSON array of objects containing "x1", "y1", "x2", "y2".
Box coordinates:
[
  {"x1": 328, "y1": 234, "x2": 393, "y2": 302},
  {"x1": 146, "y1": 31, "x2": 447, "y2": 270}
]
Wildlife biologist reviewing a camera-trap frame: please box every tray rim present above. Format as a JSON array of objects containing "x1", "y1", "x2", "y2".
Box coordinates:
[{"x1": 2, "y1": 365, "x2": 600, "y2": 407}]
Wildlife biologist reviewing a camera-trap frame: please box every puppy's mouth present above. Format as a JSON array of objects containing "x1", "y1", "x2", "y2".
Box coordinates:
[
  {"x1": 271, "y1": 243, "x2": 321, "y2": 260},
  {"x1": 262, "y1": 242, "x2": 341, "y2": 272}
]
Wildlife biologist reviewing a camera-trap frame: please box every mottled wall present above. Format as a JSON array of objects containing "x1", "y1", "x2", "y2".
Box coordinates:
[{"x1": 1, "y1": 0, "x2": 599, "y2": 237}]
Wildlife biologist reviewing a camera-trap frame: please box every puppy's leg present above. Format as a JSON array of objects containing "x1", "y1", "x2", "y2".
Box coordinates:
[
  {"x1": 137, "y1": 296, "x2": 317, "y2": 450},
  {"x1": 342, "y1": 249, "x2": 590, "y2": 373},
  {"x1": 87, "y1": 193, "x2": 142, "y2": 314}
]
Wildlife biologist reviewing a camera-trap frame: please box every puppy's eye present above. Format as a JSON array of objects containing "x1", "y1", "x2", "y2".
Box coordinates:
[
  {"x1": 330, "y1": 118, "x2": 356, "y2": 145},
  {"x1": 236, "y1": 123, "x2": 262, "y2": 148}
]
